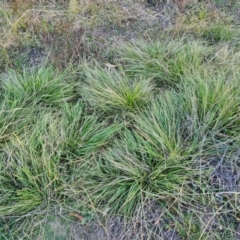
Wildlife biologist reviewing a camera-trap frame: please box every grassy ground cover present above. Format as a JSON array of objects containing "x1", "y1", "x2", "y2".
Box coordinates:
[{"x1": 0, "y1": 0, "x2": 240, "y2": 239}]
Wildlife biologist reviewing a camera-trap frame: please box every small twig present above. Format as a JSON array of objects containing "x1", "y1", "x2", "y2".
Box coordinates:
[{"x1": 216, "y1": 191, "x2": 240, "y2": 196}]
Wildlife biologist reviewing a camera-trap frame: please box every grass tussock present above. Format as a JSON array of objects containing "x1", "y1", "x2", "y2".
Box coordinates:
[
  {"x1": 0, "y1": 67, "x2": 75, "y2": 108},
  {"x1": 79, "y1": 97, "x2": 196, "y2": 216},
  {"x1": 118, "y1": 38, "x2": 211, "y2": 87},
  {"x1": 177, "y1": 72, "x2": 240, "y2": 139},
  {"x1": 81, "y1": 65, "x2": 155, "y2": 115}
]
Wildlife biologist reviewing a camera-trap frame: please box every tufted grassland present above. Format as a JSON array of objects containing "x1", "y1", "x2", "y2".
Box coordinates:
[{"x1": 0, "y1": 1, "x2": 240, "y2": 239}]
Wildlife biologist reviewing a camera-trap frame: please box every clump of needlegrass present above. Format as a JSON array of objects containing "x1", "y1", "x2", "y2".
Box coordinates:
[
  {"x1": 78, "y1": 136, "x2": 194, "y2": 217},
  {"x1": 0, "y1": 99, "x2": 122, "y2": 219},
  {"x1": 0, "y1": 112, "x2": 64, "y2": 217},
  {"x1": 0, "y1": 66, "x2": 75, "y2": 108},
  {"x1": 77, "y1": 93, "x2": 197, "y2": 217},
  {"x1": 117, "y1": 38, "x2": 211, "y2": 87},
  {"x1": 176, "y1": 71, "x2": 240, "y2": 142},
  {"x1": 81, "y1": 65, "x2": 155, "y2": 115},
  {"x1": 202, "y1": 21, "x2": 237, "y2": 43},
  {"x1": 0, "y1": 65, "x2": 77, "y2": 143}
]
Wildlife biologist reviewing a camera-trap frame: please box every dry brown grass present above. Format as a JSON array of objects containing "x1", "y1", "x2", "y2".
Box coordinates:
[
  {"x1": 172, "y1": 0, "x2": 197, "y2": 12},
  {"x1": 1, "y1": 0, "x2": 165, "y2": 69}
]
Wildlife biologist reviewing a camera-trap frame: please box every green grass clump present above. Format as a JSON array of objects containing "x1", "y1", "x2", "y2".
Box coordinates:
[
  {"x1": 81, "y1": 65, "x2": 155, "y2": 114},
  {"x1": 0, "y1": 101, "x2": 122, "y2": 217},
  {"x1": 202, "y1": 22, "x2": 237, "y2": 42},
  {"x1": 77, "y1": 93, "x2": 197, "y2": 216},
  {"x1": 79, "y1": 132, "x2": 194, "y2": 217},
  {"x1": 0, "y1": 113, "x2": 63, "y2": 217},
  {"x1": 0, "y1": 66, "x2": 75, "y2": 108},
  {"x1": 177, "y1": 71, "x2": 240, "y2": 141},
  {"x1": 118, "y1": 38, "x2": 210, "y2": 87},
  {"x1": 0, "y1": 66, "x2": 76, "y2": 142}
]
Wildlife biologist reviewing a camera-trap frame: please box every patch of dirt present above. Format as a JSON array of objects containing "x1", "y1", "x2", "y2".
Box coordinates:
[
  {"x1": 68, "y1": 202, "x2": 181, "y2": 240},
  {"x1": 209, "y1": 150, "x2": 240, "y2": 193},
  {"x1": 27, "y1": 47, "x2": 48, "y2": 68}
]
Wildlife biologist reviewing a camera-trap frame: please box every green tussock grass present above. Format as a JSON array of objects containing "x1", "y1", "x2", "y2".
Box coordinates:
[
  {"x1": 1, "y1": 1, "x2": 240, "y2": 239},
  {"x1": 118, "y1": 38, "x2": 212, "y2": 87},
  {"x1": 0, "y1": 66, "x2": 75, "y2": 108},
  {"x1": 81, "y1": 64, "x2": 155, "y2": 115}
]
